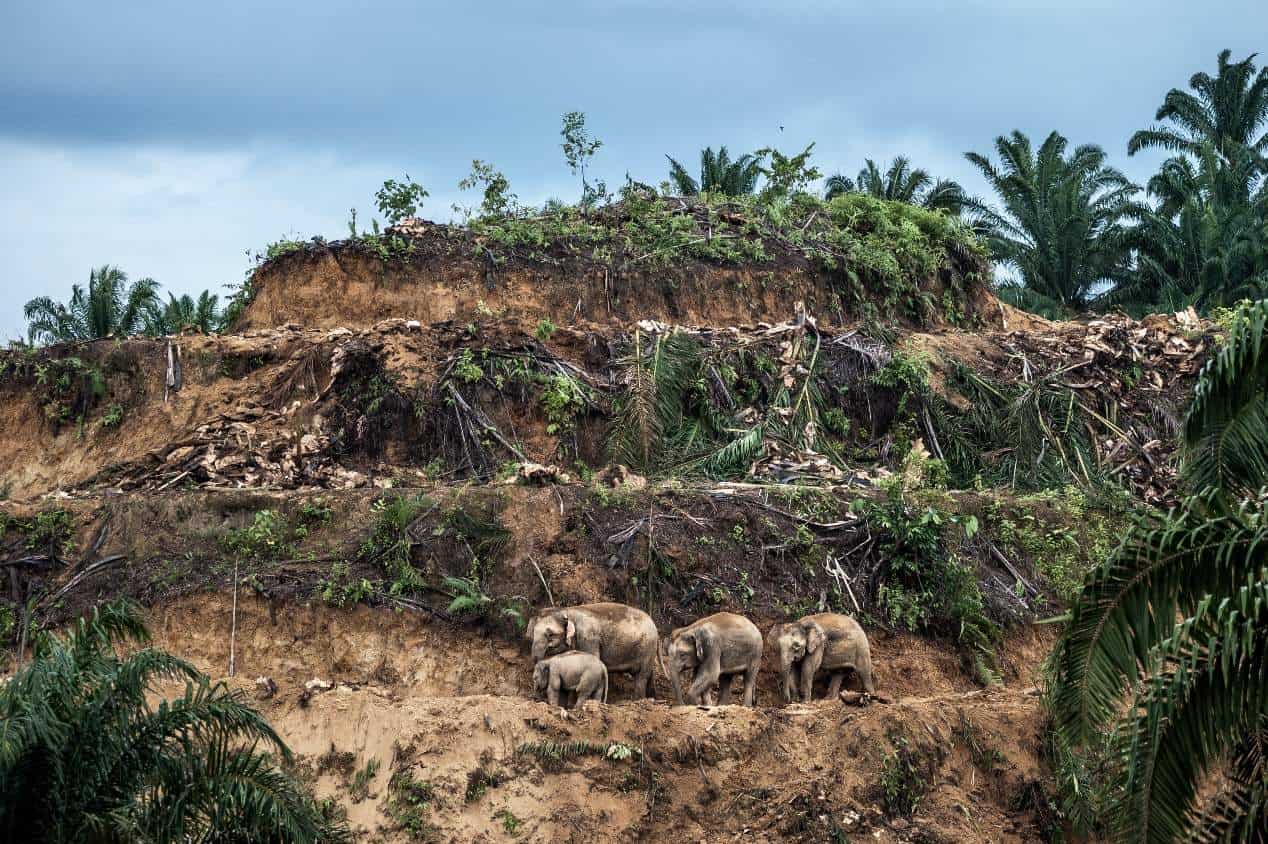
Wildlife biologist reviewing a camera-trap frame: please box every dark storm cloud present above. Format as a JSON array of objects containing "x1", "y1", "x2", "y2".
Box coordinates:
[{"x1": 1, "y1": 0, "x2": 1265, "y2": 338}]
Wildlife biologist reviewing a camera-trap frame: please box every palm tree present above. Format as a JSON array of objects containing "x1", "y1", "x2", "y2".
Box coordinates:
[
  {"x1": 24, "y1": 266, "x2": 160, "y2": 345},
  {"x1": 1124, "y1": 52, "x2": 1268, "y2": 313},
  {"x1": 964, "y1": 130, "x2": 1141, "y2": 312},
  {"x1": 1049, "y1": 298, "x2": 1268, "y2": 842},
  {"x1": 0, "y1": 600, "x2": 349, "y2": 843},
  {"x1": 145, "y1": 290, "x2": 222, "y2": 336},
  {"x1": 665, "y1": 146, "x2": 763, "y2": 196},
  {"x1": 1128, "y1": 50, "x2": 1268, "y2": 162},
  {"x1": 1118, "y1": 144, "x2": 1268, "y2": 311},
  {"x1": 824, "y1": 156, "x2": 966, "y2": 213}
]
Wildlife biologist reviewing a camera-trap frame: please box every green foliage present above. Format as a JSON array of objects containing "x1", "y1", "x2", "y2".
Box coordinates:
[
  {"x1": 539, "y1": 372, "x2": 589, "y2": 435},
  {"x1": 825, "y1": 155, "x2": 966, "y2": 214},
  {"x1": 350, "y1": 757, "x2": 379, "y2": 803},
  {"x1": 443, "y1": 575, "x2": 493, "y2": 615},
  {"x1": 609, "y1": 329, "x2": 702, "y2": 473},
  {"x1": 937, "y1": 363, "x2": 1101, "y2": 493},
  {"x1": 560, "y1": 111, "x2": 605, "y2": 206},
  {"x1": 1121, "y1": 50, "x2": 1267, "y2": 313},
  {"x1": 28, "y1": 355, "x2": 106, "y2": 430},
  {"x1": 24, "y1": 265, "x2": 160, "y2": 345},
  {"x1": 264, "y1": 237, "x2": 308, "y2": 261},
  {"x1": 317, "y1": 562, "x2": 374, "y2": 608},
  {"x1": 1182, "y1": 298, "x2": 1268, "y2": 504},
  {"x1": 458, "y1": 160, "x2": 516, "y2": 218},
  {"x1": 463, "y1": 766, "x2": 505, "y2": 803},
  {"x1": 880, "y1": 734, "x2": 928, "y2": 818},
  {"x1": 965, "y1": 131, "x2": 1140, "y2": 311},
  {"x1": 0, "y1": 600, "x2": 347, "y2": 843},
  {"x1": 989, "y1": 489, "x2": 1127, "y2": 604},
  {"x1": 221, "y1": 509, "x2": 293, "y2": 561},
  {"x1": 359, "y1": 494, "x2": 432, "y2": 594},
  {"x1": 144, "y1": 290, "x2": 222, "y2": 335},
  {"x1": 1049, "y1": 291, "x2": 1268, "y2": 840},
  {"x1": 495, "y1": 808, "x2": 522, "y2": 836},
  {"x1": 386, "y1": 770, "x2": 439, "y2": 841},
  {"x1": 665, "y1": 145, "x2": 763, "y2": 196},
  {"x1": 19, "y1": 508, "x2": 75, "y2": 554},
  {"x1": 100, "y1": 402, "x2": 124, "y2": 428},
  {"x1": 755, "y1": 143, "x2": 821, "y2": 202},
  {"x1": 534, "y1": 318, "x2": 556, "y2": 342},
  {"x1": 514, "y1": 739, "x2": 636, "y2": 771},
  {"x1": 853, "y1": 484, "x2": 999, "y2": 671},
  {"x1": 375, "y1": 174, "x2": 429, "y2": 224}
]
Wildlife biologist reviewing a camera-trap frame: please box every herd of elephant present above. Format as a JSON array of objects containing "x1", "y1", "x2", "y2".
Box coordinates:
[{"x1": 527, "y1": 602, "x2": 876, "y2": 709}]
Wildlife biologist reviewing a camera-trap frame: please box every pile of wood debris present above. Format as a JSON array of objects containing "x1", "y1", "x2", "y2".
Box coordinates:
[
  {"x1": 968, "y1": 307, "x2": 1211, "y2": 504},
  {"x1": 82, "y1": 402, "x2": 375, "y2": 493}
]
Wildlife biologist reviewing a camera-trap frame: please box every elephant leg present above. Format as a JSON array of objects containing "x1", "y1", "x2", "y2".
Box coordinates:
[
  {"x1": 688, "y1": 668, "x2": 718, "y2": 705},
  {"x1": 742, "y1": 662, "x2": 759, "y2": 707},
  {"x1": 857, "y1": 663, "x2": 876, "y2": 695},
  {"x1": 547, "y1": 675, "x2": 561, "y2": 708},
  {"x1": 717, "y1": 674, "x2": 734, "y2": 705},
  {"x1": 636, "y1": 661, "x2": 654, "y2": 699},
  {"x1": 826, "y1": 672, "x2": 845, "y2": 699}
]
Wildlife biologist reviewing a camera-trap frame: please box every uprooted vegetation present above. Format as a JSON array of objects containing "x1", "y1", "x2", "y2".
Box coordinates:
[{"x1": 0, "y1": 304, "x2": 1212, "y2": 512}]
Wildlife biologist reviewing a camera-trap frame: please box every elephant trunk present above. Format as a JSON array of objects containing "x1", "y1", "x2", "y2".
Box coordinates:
[
  {"x1": 777, "y1": 648, "x2": 798, "y2": 703},
  {"x1": 662, "y1": 640, "x2": 685, "y2": 705}
]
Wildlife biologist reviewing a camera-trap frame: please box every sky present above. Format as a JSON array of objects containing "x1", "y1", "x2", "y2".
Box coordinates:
[{"x1": 1, "y1": 0, "x2": 1264, "y2": 340}]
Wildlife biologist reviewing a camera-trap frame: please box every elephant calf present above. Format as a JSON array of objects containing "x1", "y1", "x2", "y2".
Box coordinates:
[
  {"x1": 533, "y1": 650, "x2": 608, "y2": 709},
  {"x1": 661, "y1": 612, "x2": 763, "y2": 707},
  {"x1": 768, "y1": 612, "x2": 875, "y2": 702}
]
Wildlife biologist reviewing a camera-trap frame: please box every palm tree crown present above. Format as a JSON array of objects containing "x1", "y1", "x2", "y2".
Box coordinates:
[
  {"x1": 665, "y1": 146, "x2": 764, "y2": 196},
  {"x1": 145, "y1": 290, "x2": 223, "y2": 336},
  {"x1": 1128, "y1": 49, "x2": 1268, "y2": 161},
  {"x1": 0, "y1": 600, "x2": 348, "y2": 843},
  {"x1": 964, "y1": 130, "x2": 1141, "y2": 311},
  {"x1": 24, "y1": 265, "x2": 160, "y2": 345},
  {"x1": 1122, "y1": 51, "x2": 1268, "y2": 313},
  {"x1": 824, "y1": 156, "x2": 966, "y2": 213}
]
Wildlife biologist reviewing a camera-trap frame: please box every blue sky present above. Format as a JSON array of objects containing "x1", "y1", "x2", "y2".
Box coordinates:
[{"x1": 2, "y1": 1, "x2": 1264, "y2": 340}]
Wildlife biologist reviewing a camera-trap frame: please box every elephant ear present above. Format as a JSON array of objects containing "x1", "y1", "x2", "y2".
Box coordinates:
[
  {"x1": 803, "y1": 622, "x2": 826, "y2": 655},
  {"x1": 533, "y1": 661, "x2": 548, "y2": 690},
  {"x1": 564, "y1": 618, "x2": 577, "y2": 649},
  {"x1": 694, "y1": 627, "x2": 714, "y2": 664}
]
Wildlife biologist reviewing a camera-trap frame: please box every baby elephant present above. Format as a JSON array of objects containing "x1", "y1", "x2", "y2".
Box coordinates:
[{"x1": 533, "y1": 651, "x2": 608, "y2": 709}]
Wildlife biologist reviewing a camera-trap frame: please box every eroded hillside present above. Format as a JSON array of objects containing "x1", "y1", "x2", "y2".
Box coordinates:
[{"x1": 0, "y1": 199, "x2": 1214, "y2": 842}]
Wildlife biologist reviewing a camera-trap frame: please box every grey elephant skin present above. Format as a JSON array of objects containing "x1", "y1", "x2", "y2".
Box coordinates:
[
  {"x1": 526, "y1": 603, "x2": 659, "y2": 698},
  {"x1": 768, "y1": 613, "x2": 875, "y2": 702},
  {"x1": 532, "y1": 650, "x2": 608, "y2": 709},
  {"x1": 661, "y1": 612, "x2": 763, "y2": 706}
]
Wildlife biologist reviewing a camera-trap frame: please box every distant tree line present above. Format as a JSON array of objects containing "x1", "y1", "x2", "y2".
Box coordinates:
[
  {"x1": 22, "y1": 49, "x2": 1267, "y2": 344},
  {"x1": 23, "y1": 265, "x2": 224, "y2": 345}
]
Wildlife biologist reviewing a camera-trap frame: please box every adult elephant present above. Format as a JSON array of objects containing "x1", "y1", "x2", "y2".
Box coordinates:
[
  {"x1": 526, "y1": 603, "x2": 659, "y2": 698},
  {"x1": 660, "y1": 612, "x2": 763, "y2": 707},
  {"x1": 768, "y1": 613, "x2": 875, "y2": 702}
]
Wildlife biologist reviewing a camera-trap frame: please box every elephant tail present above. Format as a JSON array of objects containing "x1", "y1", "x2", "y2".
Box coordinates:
[
  {"x1": 602, "y1": 665, "x2": 609, "y2": 704},
  {"x1": 655, "y1": 641, "x2": 668, "y2": 684}
]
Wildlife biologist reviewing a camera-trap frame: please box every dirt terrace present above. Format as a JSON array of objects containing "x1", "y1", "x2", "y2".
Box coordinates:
[{"x1": 146, "y1": 593, "x2": 1058, "y2": 843}]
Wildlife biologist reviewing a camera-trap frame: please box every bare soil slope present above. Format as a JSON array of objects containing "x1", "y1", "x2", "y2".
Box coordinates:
[{"x1": 146, "y1": 593, "x2": 1058, "y2": 843}]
